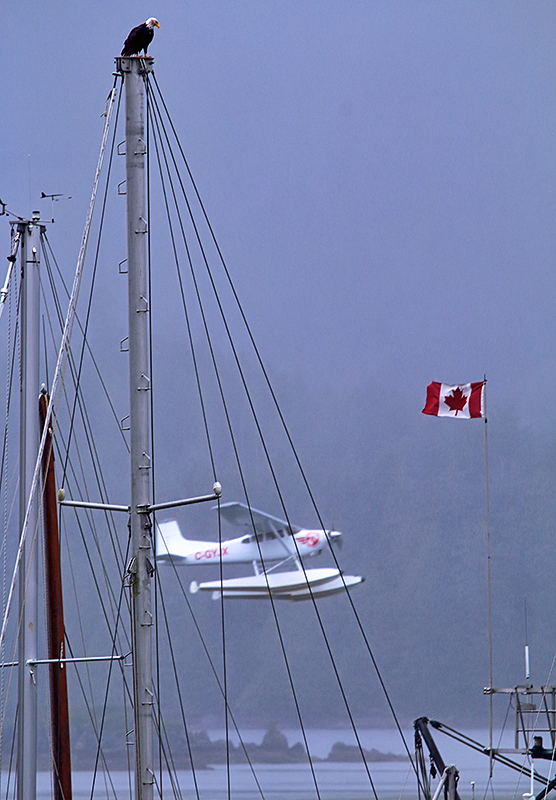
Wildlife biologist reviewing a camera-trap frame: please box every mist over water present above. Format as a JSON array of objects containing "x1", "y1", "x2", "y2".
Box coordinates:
[{"x1": 32, "y1": 729, "x2": 536, "y2": 799}]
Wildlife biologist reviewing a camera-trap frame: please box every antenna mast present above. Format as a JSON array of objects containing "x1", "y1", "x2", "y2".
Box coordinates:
[{"x1": 16, "y1": 212, "x2": 42, "y2": 800}]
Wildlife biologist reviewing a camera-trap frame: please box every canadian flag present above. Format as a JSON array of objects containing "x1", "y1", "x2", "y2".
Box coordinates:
[{"x1": 422, "y1": 381, "x2": 484, "y2": 418}]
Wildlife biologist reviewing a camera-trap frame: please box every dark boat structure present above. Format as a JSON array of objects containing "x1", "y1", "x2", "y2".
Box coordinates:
[{"x1": 414, "y1": 679, "x2": 556, "y2": 800}]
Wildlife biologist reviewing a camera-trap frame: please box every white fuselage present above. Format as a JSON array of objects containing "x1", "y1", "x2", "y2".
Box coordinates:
[{"x1": 156, "y1": 519, "x2": 335, "y2": 566}]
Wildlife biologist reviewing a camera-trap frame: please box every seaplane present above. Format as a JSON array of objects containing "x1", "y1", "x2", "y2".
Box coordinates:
[{"x1": 156, "y1": 501, "x2": 364, "y2": 601}]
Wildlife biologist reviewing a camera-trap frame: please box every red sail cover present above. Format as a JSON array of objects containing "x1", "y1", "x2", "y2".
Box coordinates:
[{"x1": 422, "y1": 381, "x2": 484, "y2": 418}]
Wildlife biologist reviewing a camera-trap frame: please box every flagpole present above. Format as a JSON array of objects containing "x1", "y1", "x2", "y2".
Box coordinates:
[{"x1": 483, "y1": 374, "x2": 493, "y2": 776}]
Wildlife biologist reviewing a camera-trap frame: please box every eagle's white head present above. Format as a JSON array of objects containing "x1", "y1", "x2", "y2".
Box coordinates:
[{"x1": 146, "y1": 18, "x2": 160, "y2": 29}]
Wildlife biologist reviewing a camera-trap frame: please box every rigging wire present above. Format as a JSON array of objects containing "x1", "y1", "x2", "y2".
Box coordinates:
[
  {"x1": 0, "y1": 263, "x2": 17, "y2": 800},
  {"x1": 60, "y1": 467, "x2": 133, "y2": 718},
  {"x1": 156, "y1": 582, "x2": 201, "y2": 800},
  {"x1": 44, "y1": 382, "x2": 131, "y2": 670},
  {"x1": 145, "y1": 73, "x2": 183, "y2": 800},
  {"x1": 59, "y1": 77, "x2": 124, "y2": 490},
  {"x1": 151, "y1": 705, "x2": 186, "y2": 800},
  {"x1": 144, "y1": 74, "x2": 183, "y2": 800},
  {"x1": 146, "y1": 84, "x2": 225, "y2": 797},
  {"x1": 150, "y1": 70, "x2": 422, "y2": 789},
  {"x1": 0, "y1": 230, "x2": 21, "y2": 325},
  {"x1": 0, "y1": 73, "x2": 120, "y2": 659},
  {"x1": 148, "y1": 77, "x2": 355, "y2": 795},
  {"x1": 145, "y1": 88, "x2": 216, "y2": 482},
  {"x1": 39, "y1": 242, "x2": 132, "y2": 627},
  {"x1": 0, "y1": 252, "x2": 47, "y2": 765},
  {"x1": 481, "y1": 700, "x2": 513, "y2": 800},
  {"x1": 146, "y1": 76, "x2": 250, "y2": 800},
  {"x1": 147, "y1": 75, "x2": 403, "y2": 798},
  {"x1": 62, "y1": 510, "x2": 132, "y2": 795},
  {"x1": 2, "y1": 703, "x2": 17, "y2": 800},
  {"x1": 35, "y1": 274, "x2": 126, "y2": 764},
  {"x1": 147, "y1": 91, "x2": 325, "y2": 800},
  {"x1": 38, "y1": 161, "x2": 145, "y2": 778},
  {"x1": 145, "y1": 76, "x2": 233, "y2": 800},
  {"x1": 0, "y1": 78, "x2": 132, "y2": 796},
  {"x1": 154, "y1": 531, "x2": 267, "y2": 799},
  {"x1": 87, "y1": 531, "x2": 132, "y2": 800},
  {"x1": 0, "y1": 278, "x2": 21, "y2": 566},
  {"x1": 145, "y1": 72, "x2": 166, "y2": 800},
  {"x1": 42, "y1": 233, "x2": 129, "y2": 455},
  {"x1": 145, "y1": 71, "x2": 190, "y2": 800}
]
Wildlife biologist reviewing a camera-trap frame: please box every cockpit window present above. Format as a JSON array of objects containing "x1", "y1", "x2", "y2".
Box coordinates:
[{"x1": 241, "y1": 530, "x2": 280, "y2": 543}]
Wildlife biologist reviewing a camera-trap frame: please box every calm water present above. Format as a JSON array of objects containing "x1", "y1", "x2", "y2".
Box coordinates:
[{"x1": 26, "y1": 729, "x2": 545, "y2": 799}]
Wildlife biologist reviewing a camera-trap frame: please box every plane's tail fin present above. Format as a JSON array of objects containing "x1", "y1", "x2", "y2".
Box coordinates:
[{"x1": 156, "y1": 519, "x2": 186, "y2": 560}]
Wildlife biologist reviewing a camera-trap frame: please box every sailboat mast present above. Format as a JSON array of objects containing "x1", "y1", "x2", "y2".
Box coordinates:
[
  {"x1": 17, "y1": 213, "x2": 41, "y2": 800},
  {"x1": 120, "y1": 55, "x2": 155, "y2": 800},
  {"x1": 39, "y1": 391, "x2": 72, "y2": 800}
]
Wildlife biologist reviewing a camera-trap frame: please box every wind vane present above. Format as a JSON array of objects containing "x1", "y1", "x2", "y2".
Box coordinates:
[{"x1": 40, "y1": 192, "x2": 72, "y2": 223}]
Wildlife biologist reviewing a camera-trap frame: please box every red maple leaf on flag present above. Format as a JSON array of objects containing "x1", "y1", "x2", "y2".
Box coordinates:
[{"x1": 443, "y1": 386, "x2": 468, "y2": 415}]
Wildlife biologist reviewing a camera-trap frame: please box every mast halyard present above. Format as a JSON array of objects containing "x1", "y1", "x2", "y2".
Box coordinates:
[{"x1": 119, "y1": 55, "x2": 155, "y2": 800}]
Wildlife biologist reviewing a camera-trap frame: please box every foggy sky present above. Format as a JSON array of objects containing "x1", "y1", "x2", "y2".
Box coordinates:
[
  {"x1": 3, "y1": 2, "x2": 556, "y2": 422},
  {"x1": 2, "y1": 0, "x2": 556, "y2": 744}
]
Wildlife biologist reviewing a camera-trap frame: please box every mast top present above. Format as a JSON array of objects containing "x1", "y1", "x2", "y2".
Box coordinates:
[{"x1": 115, "y1": 56, "x2": 154, "y2": 74}]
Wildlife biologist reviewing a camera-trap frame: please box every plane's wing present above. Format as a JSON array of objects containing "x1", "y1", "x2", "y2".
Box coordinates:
[{"x1": 214, "y1": 502, "x2": 301, "y2": 536}]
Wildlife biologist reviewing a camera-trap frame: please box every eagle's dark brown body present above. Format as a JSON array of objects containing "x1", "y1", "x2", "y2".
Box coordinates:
[{"x1": 121, "y1": 19, "x2": 160, "y2": 57}]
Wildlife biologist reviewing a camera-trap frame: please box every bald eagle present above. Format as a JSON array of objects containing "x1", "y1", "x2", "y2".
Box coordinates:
[{"x1": 121, "y1": 18, "x2": 160, "y2": 57}]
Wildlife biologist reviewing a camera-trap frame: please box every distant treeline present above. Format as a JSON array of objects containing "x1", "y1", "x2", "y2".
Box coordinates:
[{"x1": 60, "y1": 368, "x2": 556, "y2": 743}]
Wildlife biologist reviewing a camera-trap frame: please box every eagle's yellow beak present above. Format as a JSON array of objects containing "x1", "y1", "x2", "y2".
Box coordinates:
[{"x1": 155, "y1": 21, "x2": 160, "y2": 27}]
